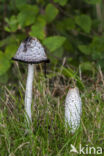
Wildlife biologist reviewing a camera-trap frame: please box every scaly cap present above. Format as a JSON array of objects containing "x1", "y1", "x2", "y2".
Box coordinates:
[{"x1": 12, "y1": 37, "x2": 50, "y2": 64}]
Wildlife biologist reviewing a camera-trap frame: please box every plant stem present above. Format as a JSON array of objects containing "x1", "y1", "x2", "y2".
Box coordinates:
[
  {"x1": 96, "y1": 3, "x2": 102, "y2": 33},
  {"x1": 25, "y1": 64, "x2": 34, "y2": 123}
]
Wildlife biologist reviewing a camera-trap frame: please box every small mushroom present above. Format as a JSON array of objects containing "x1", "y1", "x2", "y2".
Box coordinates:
[
  {"x1": 65, "y1": 87, "x2": 82, "y2": 133},
  {"x1": 12, "y1": 37, "x2": 49, "y2": 123}
]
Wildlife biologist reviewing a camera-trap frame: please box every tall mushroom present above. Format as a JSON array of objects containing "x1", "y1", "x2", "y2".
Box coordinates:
[
  {"x1": 12, "y1": 37, "x2": 49, "y2": 123},
  {"x1": 65, "y1": 87, "x2": 82, "y2": 133}
]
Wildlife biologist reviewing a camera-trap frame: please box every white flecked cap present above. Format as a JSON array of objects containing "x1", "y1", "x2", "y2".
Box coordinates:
[
  {"x1": 65, "y1": 87, "x2": 82, "y2": 133},
  {"x1": 12, "y1": 37, "x2": 50, "y2": 64}
]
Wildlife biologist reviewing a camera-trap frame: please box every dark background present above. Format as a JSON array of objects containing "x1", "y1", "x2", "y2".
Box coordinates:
[{"x1": 0, "y1": 0, "x2": 104, "y2": 84}]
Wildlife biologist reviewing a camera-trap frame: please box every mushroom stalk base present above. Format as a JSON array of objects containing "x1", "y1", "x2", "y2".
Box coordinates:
[{"x1": 25, "y1": 64, "x2": 34, "y2": 123}]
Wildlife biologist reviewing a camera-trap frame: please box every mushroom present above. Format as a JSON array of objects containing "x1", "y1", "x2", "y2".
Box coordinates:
[
  {"x1": 65, "y1": 87, "x2": 82, "y2": 133},
  {"x1": 12, "y1": 37, "x2": 49, "y2": 124}
]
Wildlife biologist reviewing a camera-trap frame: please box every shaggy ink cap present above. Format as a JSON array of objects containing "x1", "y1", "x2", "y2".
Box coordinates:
[
  {"x1": 12, "y1": 37, "x2": 50, "y2": 124},
  {"x1": 12, "y1": 37, "x2": 50, "y2": 64}
]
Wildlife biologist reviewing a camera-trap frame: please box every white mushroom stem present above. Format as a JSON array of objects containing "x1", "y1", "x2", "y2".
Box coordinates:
[{"x1": 25, "y1": 64, "x2": 34, "y2": 123}]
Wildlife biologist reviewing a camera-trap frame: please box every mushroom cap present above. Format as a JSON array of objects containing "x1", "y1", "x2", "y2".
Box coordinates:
[
  {"x1": 12, "y1": 37, "x2": 50, "y2": 64},
  {"x1": 65, "y1": 87, "x2": 82, "y2": 133}
]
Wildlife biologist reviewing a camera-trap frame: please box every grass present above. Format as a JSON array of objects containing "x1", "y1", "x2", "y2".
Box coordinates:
[{"x1": 0, "y1": 63, "x2": 104, "y2": 156}]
